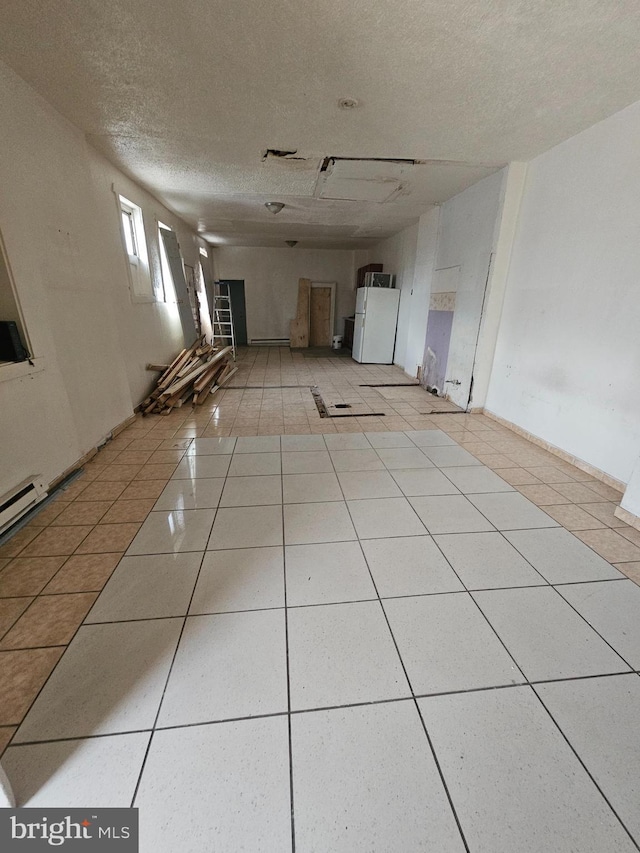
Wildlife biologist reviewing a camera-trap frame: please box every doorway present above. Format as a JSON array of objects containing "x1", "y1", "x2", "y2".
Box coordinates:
[
  {"x1": 218, "y1": 279, "x2": 247, "y2": 346},
  {"x1": 309, "y1": 282, "x2": 336, "y2": 347}
]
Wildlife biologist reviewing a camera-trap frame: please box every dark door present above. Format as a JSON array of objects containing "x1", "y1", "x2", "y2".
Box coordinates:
[{"x1": 219, "y1": 280, "x2": 247, "y2": 346}]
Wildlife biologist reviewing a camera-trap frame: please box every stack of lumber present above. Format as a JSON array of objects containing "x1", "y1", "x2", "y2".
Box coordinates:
[{"x1": 141, "y1": 337, "x2": 236, "y2": 414}]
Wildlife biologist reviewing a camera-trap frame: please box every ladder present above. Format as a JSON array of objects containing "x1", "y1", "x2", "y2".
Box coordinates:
[{"x1": 212, "y1": 283, "x2": 236, "y2": 360}]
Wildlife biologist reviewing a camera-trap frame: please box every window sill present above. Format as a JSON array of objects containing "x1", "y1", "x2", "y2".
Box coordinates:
[{"x1": 0, "y1": 356, "x2": 45, "y2": 384}]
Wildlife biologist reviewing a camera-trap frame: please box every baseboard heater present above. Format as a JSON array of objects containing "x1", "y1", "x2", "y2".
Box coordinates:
[
  {"x1": 0, "y1": 476, "x2": 47, "y2": 535},
  {"x1": 249, "y1": 338, "x2": 290, "y2": 346}
]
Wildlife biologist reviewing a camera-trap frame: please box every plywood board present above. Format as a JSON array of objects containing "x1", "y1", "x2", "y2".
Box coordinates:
[
  {"x1": 289, "y1": 278, "x2": 311, "y2": 347},
  {"x1": 309, "y1": 287, "x2": 332, "y2": 346}
]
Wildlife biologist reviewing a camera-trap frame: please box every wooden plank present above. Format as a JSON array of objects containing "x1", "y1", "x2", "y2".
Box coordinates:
[
  {"x1": 218, "y1": 366, "x2": 238, "y2": 387},
  {"x1": 309, "y1": 286, "x2": 332, "y2": 346},
  {"x1": 176, "y1": 356, "x2": 204, "y2": 379},
  {"x1": 289, "y1": 278, "x2": 311, "y2": 347},
  {"x1": 159, "y1": 346, "x2": 232, "y2": 400},
  {"x1": 193, "y1": 362, "x2": 226, "y2": 393},
  {"x1": 156, "y1": 348, "x2": 186, "y2": 385},
  {"x1": 146, "y1": 363, "x2": 170, "y2": 372},
  {"x1": 157, "y1": 339, "x2": 201, "y2": 391}
]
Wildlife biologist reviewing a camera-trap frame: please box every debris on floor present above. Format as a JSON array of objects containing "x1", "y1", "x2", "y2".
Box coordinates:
[{"x1": 140, "y1": 337, "x2": 236, "y2": 415}]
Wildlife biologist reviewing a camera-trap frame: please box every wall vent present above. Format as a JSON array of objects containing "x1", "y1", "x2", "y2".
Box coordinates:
[{"x1": 0, "y1": 476, "x2": 47, "y2": 534}]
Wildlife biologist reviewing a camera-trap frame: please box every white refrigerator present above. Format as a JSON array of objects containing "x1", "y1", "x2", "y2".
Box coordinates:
[{"x1": 352, "y1": 286, "x2": 401, "y2": 363}]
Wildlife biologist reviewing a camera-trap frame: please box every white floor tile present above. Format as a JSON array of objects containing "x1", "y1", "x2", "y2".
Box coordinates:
[
  {"x1": 285, "y1": 541, "x2": 376, "y2": 606},
  {"x1": 440, "y1": 465, "x2": 514, "y2": 493},
  {"x1": 158, "y1": 610, "x2": 287, "y2": 726},
  {"x1": 281, "y1": 450, "x2": 333, "y2": 474},
  {"x1": 329, "y1": 449, "x2": 385, "y2": 472},
  {"x1": 172, "y1": 455, "x2": 231, "y2": 479},
  {"x1": 127, "y1": 509, "x2": 215, "y2": 554},
  {"x1": 376, "y1": 447, "x2": 435, "y2": 470},
  {"x1": 419, "y1": 687, "x2": 637, "y2": 853},
  {"x1": 208, "y1": 505, "x2": 283, "y2": 549},
  {"x1": 473, "y1": 586, "x2": 631, "y2": 680},
  {"x1": 186, "y1": 437, "x2": 237, "y2": 455},
  {"x1": 347, "y1": 497, "x2": 427, "y2": 539},
  {"x1": 422, "y1": 446, "x2": 482, "y2": 467},
  {"x1": 228, "y1": 452, "x2": 281, "y2": 476},
  {"x1": 409, "y1": 495, "x2": 495, "y2": 534},
  {"x1": 536, "y1": 674, "x2": 640, "y2": 841},
  {"x1": 86, "y1": 553, "x2": 201, "y2": 622},
  {"x1": 384, "y1": 593, "x2": 523, "y2": 693},
  {"x1": 292, "y1": 702, "x2": 465, "y2": 853},
  {"x1": 361, "y1": 536, "x2": 464, "y2": 597},
  {"x1": 234, "y1": 435, "x2": 281, "y2": 453},
  {"x1": 282, "y1": 473, "x2": 343, "y2": 503},
  {"x1": 281, "y1": 434, "x2": 326, "y2": 451},
  {"x1": 154, "y1": 477, "x2": 224, "y2": 510},
  {"x1": 365, "y1": 431, "x2": 415, "y2": 448},
  {"x1": 434, "y1": 532, "x2": 546, "y2": 589},
  {"x1": 284, "y1": 502, "x2": 356, "y2": 545},
  {"x1": 4, "y1": 733, "x2": 151, "y2": 807},
  {"x1": 468, "y1": 492, "x2": 559, "y2": 530},
  {"x1": 135, "y1": 718, "x2": 291, "y2": 853},
  {"x1": 391, "y1": 468, "x2": 460, "y2": 496},
  {"x1": 557, "y1": 579, "x2": 640, "y2": 667},
  {"x1": 16, "y1": 620, "x2": 182, "y2": 741},
  {"x1": 406, "y1": 429, "x2": 457, "y2": 447},
  {"x1": 220, "y1": 474, "x2": 282, "y2": 506},
  {"x1": 337, "y1": 470, "x2": 403, "y2": 500},
  {"x1": 324, "y1": 433, "x2": 372, "y2": 450},
  {"x1": 190, "y1": 547, "x2": 284, "y2": 613},
  {"x1": 287, "y1": 601, "x2": 410, "y2": 709},
  {"x1": 503, "y1": 527, "x2": 622, "y2": 583}
]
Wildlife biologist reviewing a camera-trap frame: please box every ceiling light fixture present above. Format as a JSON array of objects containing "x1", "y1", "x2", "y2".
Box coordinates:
[
  {"x1": 285, "y1": 240, "x2": 298, "y2": 247},
  {"x1": 265, "y1": 202, "x2": 285, "y2": 214}
]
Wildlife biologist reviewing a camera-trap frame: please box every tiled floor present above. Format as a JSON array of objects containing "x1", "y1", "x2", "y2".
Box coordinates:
[{"x1": 1, "y1": 348, "x2": 640, "y2": 851}]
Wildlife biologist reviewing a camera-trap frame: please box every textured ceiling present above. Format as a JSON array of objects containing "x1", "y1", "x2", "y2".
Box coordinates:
[{"x1": 2, "y1": 1, "x2": 640, "y2": 248}]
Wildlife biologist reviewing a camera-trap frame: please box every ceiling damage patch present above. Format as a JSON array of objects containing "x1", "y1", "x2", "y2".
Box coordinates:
[
  {"x1": 261, "y1": 148, "x2": 322, "y2": 175},
  {"x1": 315, "y1": 157, "x2": 423, "y2": 202}
]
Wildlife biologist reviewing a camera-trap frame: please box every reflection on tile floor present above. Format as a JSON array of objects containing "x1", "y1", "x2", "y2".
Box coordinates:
[{"x1": 1, "y1": 347, "x2": 640, "y2": 851}]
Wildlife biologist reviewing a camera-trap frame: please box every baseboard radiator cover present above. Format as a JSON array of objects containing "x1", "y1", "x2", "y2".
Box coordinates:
[
  {"x1": 0, "y1": 476, "x2": 47, "y2": 535},
  {"x1": 249, "y1": 338, "x2": 290, "y2": 346}
]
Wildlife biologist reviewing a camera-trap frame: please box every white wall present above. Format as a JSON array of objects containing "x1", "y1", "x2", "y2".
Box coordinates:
[
  {"x1": 212, "y1": 246, "x2": 355, "y2": 342},
  {"x1": 366, "y1": 223, "x2": 419, "y2": 371},
  {"x1": 404, "y1": 208, "x2": 440, "y2": 378},
  {"x1": 0, "y1": 60, "x2": 203, "y2": 497},
  {"x1": 621, "y1": 458, "x2": 640, "y2": 518},
  {"x1": 434, "y1": 170, "x2": 505, "y2": 408},
  {"x1": 485, "y1": 100, "x2": 640, "y2": 483}
]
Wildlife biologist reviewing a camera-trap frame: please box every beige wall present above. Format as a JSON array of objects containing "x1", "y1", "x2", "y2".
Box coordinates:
[
  {"x1": 213, "y1": 246, "x2": 356, "y2": 342},
  {"x1": 0, "y1": 60, "x2": 204, "y2": 497}
]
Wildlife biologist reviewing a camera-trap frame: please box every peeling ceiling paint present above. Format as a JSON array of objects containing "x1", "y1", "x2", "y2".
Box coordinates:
[{"x1": 1, "y1": 1, "x2": 640, "y2": 248}]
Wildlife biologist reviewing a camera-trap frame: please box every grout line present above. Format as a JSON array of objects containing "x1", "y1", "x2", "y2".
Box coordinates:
[
  {"x1": 531, "y1": 685, "x2": 640, "y2": 851},
  {"x1": 334, "y1": 452, "x2": 472, "y2": 852},
  {"x1": 128, "y1": 512, "x2": 214, "y2": 808},
  {"x1": 11, "y1": 673, "x2": 640, "y2": 749},
  {"x1": 280, "y1": 443, "x2": 296, "y2": 853}
]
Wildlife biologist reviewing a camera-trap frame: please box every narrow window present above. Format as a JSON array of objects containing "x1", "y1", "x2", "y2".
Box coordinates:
[{"x1": 117, "y1": 195, "x2": 153, "y2": 301}]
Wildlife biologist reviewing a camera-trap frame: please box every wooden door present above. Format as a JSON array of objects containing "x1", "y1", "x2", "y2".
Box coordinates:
[
  {"x1": 309, "y1": 287, "x2": 332, "y2": 346},
  {"x1": 160, "y1": 229, "x2": 198, "y2": 345}
]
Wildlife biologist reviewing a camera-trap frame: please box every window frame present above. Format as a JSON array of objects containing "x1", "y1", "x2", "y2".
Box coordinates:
[
  {"x1": 0, "y1": 228, "x2": 44, "y2": 382},
  {"x1": 114, "y1": 188, "x2": 155, "y2": 304}
]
